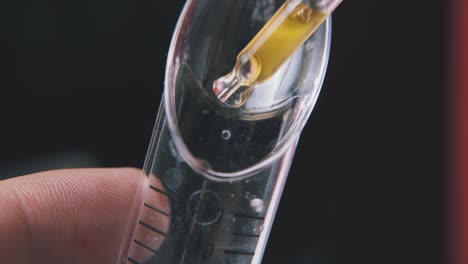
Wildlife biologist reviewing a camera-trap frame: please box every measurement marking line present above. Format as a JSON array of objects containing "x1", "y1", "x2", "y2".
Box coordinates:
[
  {"x1": 233, "y1": 213, "x2": 265, "y2": 221},
  {"x1": 144, "y1": 203, "x2": 170, "y2": 216},
  {"x1": 127, "y1": 257, "x2": 139, "y2": 264},
  {"x1": 232, "y1": 232, "x2": 260, "y2": 238},
  {"x1": 133, "y1": 239, "x2": 160, "y2": 255},
  {"x1": 160, "y1": 181, "x2": 180, "y2": 196},
  {"x1": 149, "y1": 185, "x2": 169, "y2": 196},
  {"x1": 224, "y1": 249, "x2": 255, "y2": 256},
  {"x1": 139, "y1": 220, "x2": 167, "y2": 236},
  {"x1": 166, "y1": 188, "x2": 180, "y2": 198}
]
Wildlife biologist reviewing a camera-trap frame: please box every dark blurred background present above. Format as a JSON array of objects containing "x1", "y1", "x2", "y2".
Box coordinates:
[{"x1": 0, "y1": 0, "x2": 444, "y2": 263}]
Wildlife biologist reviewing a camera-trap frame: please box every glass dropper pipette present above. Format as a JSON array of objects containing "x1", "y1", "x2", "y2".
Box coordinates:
[{"x1": 213, "y1": 0, "x2": 342, "y2": 107}]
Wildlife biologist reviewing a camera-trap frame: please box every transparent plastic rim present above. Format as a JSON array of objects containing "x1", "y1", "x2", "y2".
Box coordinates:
[{"x1": 164, "y1": 0, "x2": 332, "y2": 182}]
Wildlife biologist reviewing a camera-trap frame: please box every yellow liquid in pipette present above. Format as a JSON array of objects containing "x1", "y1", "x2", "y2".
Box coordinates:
[
  {"x1": 213, "y1": 2, "x2": 329, "y2": 105},
  {"x1": 239, "y1": 3, "x2": 328, "y2": 84}
]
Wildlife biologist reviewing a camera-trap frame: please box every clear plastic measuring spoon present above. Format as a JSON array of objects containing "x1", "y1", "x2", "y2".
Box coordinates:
[{"x1": 117, "y1": 0, "x2": 338, "y2": 263}]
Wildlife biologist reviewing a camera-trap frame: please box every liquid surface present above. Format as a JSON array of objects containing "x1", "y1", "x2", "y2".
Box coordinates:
[{"x1": 177, "y1": 65, "x2": 287, "y2": 173}]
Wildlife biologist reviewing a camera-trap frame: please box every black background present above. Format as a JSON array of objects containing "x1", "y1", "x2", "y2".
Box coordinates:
[{"x1": 0, "y1": 0, "x2": 444, "y2": 263}]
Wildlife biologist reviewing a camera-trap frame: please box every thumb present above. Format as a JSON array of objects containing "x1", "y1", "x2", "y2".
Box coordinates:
[{"x1": 0, "y1": 168, "x2": 142, "y2": 264}]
